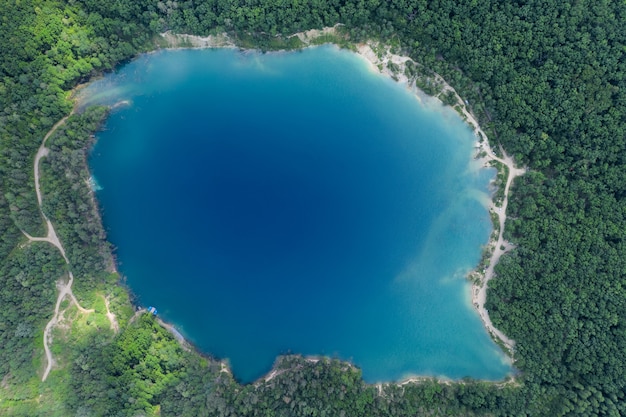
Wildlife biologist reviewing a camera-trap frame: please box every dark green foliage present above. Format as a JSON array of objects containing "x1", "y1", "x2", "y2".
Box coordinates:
[
  {"x1": 0, "y1": 243, "x2": 64, "y2": 384},
  {"x1": 0, "y1": 0, "x2": 157, "y2": 237},
  {"x1": 161, "y1": 357, "x2": 377, "y2": 417},
  {"x1": 40, "y1": 107, "x2": 114, "y2": 296},
  {"x1": 2, "y1": 0, "x2": 626, "y2": 415},
  {"x1": 0, "y1": 191, "x2": 21, "y2": 260},
  {"x1": 66, "y1": 314, "x2": 193, "y2": 416}
]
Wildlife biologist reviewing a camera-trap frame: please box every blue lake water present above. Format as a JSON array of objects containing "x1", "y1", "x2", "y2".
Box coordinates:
[{"x1": 84, "y1": 46, "x2": 511, "y2": 383}]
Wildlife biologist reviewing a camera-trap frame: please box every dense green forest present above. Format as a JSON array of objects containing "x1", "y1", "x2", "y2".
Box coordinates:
[{"x1": 1, "y1": 0, "x2": 625, "y2": 415}]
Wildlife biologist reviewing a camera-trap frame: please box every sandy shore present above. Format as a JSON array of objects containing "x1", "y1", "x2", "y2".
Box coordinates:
[
  {"x1": 160, "y1": 31, "x2": 237, "y2": 49},
  {"x1": 353, "y1": 41, "x2": 525, "y2": 355},
  {"x1": 159, "y1": 25, "x2": 342, "y2": 50}
]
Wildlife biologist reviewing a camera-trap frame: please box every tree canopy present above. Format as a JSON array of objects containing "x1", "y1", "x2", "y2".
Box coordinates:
[{"x1": 1, "y1": 0, "x2": 625, "y2": 415}]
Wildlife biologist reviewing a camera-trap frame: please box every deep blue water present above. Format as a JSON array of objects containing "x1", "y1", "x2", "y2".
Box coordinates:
[{"x1": 85, "y1": 46, "x2": 510, "y2": 383}]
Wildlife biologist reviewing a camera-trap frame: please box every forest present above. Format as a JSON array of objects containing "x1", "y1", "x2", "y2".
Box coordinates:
[{"x1": 1, "y1": 0, "x2": 625, "y2": 415}]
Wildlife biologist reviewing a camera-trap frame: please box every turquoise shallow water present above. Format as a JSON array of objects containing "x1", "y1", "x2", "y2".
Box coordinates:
[{"x1": 85, "y1": 46, "x2": 511, "y2": 383}]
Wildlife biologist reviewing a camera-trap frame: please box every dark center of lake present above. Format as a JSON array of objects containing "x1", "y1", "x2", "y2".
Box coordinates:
[{"x1": 85, "y1": 45, "x2": 511, "y2": 383}]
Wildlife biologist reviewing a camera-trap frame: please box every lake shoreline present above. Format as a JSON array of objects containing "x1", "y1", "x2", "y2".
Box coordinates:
[
  {"x1": 103, "y1": 28, "x2": 522, "y2": 386},
  {"x1": 348, "y1": 40, "x2": 524, "y2": 356}
]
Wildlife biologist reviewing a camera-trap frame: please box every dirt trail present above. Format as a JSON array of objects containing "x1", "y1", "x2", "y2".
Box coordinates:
[
  {"x1": 34, "y1": 116, "x2": 68, "y2": 206},
  {"x1": 21, "y1": 220, "x2": 67, "y2": 263},
  {"x1": 41, "y1": 272, "x2": 94, "y2": 381},
  {"x1": 21, "y1": 113, "x2": 93, "y2": 381},
  {"x1": 471, "y1": 146, "x2": 524, "y2": 350},
  {"x1": 103, "y1": 296, "x2": 120, "y2": 333}
]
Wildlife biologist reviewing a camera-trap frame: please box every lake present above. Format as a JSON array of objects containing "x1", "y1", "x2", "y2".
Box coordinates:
[{"x1": 85, "y1": 45, "x2": 511, "y2": 383}]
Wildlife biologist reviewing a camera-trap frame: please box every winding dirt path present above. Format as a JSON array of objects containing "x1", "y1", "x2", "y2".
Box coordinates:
[
  {"x1": 41, "y1": 271, "x2": 94, "y2": 381},
  {"x1": 21, "y1": 112, "x2": 93, "y2": 381},
  {"x1": 21, "y1": 222, "x2": 67, "y2": 263},
  {"x1": 34, "y1": 116, "x2": 68, "y2": 206},
  {"x1": 471, "y1": 146, "x2": 524, "y2": 351},
  {"x1": 103, "y1": 296, "x2": 120, "y2": 333}
]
